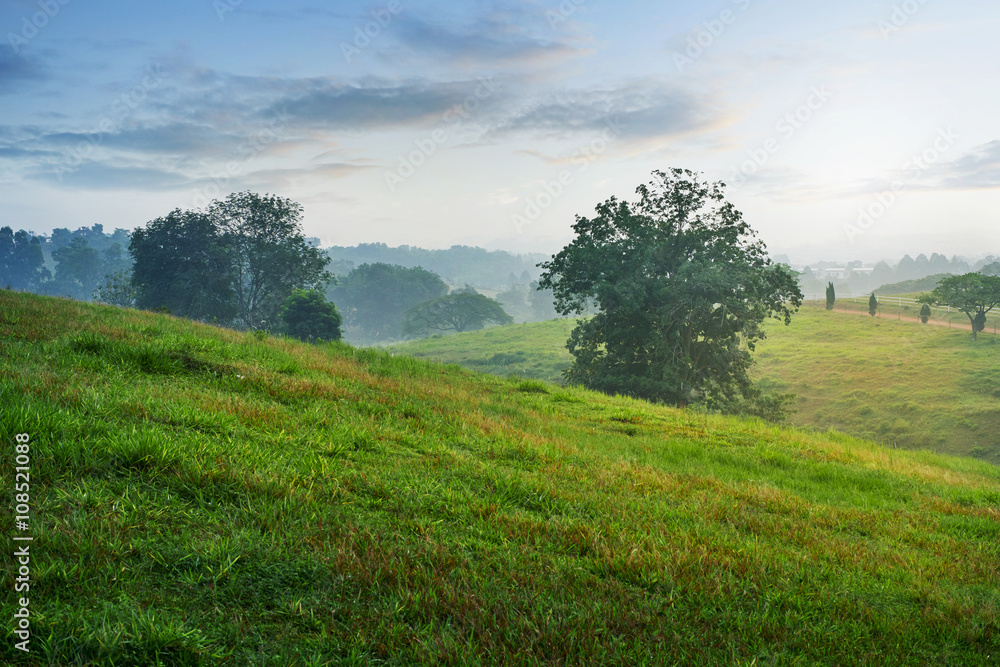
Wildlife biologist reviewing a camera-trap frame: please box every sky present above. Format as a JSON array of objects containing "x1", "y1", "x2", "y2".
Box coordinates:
[{"x1": 1, "y1": 0, "x2": 999, "y2": 264}]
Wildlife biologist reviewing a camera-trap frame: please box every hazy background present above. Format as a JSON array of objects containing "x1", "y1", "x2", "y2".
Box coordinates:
[{"x1": 2, "y1": 0, "x2": 998, "y2": 262}]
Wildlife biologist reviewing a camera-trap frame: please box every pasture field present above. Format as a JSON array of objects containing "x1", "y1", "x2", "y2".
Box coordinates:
[
  {"x1": 753, "y1": 304, "x2": 1000, "y2": 464},
  {"x1": 392, "y1": 318, "x2": 575, "y2": 385},
  {"x1": 1, "y1": 289, "x2": 999, "y2": 665},
  {"x1": 397, "y1": 306, "x2": 1000, "y2": 465}
]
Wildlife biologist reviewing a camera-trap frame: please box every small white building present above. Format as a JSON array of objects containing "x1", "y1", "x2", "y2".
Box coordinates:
[{"x1": 819, "y1": 267, "x2": 848, "y2": 280}]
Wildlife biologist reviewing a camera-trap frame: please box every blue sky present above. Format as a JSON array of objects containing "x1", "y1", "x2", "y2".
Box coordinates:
[{"x1": 2, "y1": 0, "x2": 998, "y2": 262}]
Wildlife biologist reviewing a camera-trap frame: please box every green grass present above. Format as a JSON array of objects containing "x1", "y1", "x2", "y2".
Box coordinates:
[
  {"x1": 2, "y1": 289, "x2": 1000, "y2": 665},
  {"x1": 392, "y1": 319, "x2": 576, "y2": 385},
  {"x1": 397, "y1": 305, "x2": 1000, "y2": 465},
  {"x1": 753, "y1": 303, "x2": 1000, "y2": 464},
  {"x1": 823, "y1": 294, "x2": 1000, "y2": 331}
]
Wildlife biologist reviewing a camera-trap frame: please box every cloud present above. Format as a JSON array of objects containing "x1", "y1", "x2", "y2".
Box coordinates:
[
  {"x1": 0, "y1": 50, "x2": 45, "y2": 93},
  {"x1": 233, "y1": 162, "x2": 373, "y2": 190},
  {"x1": 932, "y1": 140, "x2": 1000, "y2": 189},
  {"x1": 390, "y1": 9, "x2": 587, "y2": 68},
  {"x1": 28, "y1": 160, "x2": 189, "y2": 190},
  {"x1": 262, "y1": 79, "x2": 500, "y2": 129},
  {"x1": 840, "y1": 140, "x2": 1000, "y2": 197},
  {"x1": 0, "y1": 146, "x2": 59, "y2": 159},
  {"x1": 43, "y1": 123, "x2": 251, "y2": 157},
  {"x1": 492, "y1": 81, "x2": 712, "y2": 142}
]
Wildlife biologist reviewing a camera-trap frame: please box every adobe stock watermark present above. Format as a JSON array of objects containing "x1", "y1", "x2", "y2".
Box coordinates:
[
  {"x1": 12, "y1": 433, "x2": 33, "y2": 654},
  {"x1": 51, "y1": 64, "x2": 169, "y2": 183},
  {"x1": 728, "y1": 85, "x2": 832, "y2": 190},
  {"x1": 192, "y1": 109, "x2": 293, "y2": 208},
  {"x1": 384, "y1": 77, "x2": 498, "y2": 193},
  {"x1": 511, "y1": 117, "x2": 625, "y2": 234},
  {"x1": 878, "y1": 0, "x2": 930, "y2": 40},
  {"x1": 341, "y1": 0, "x2": 402, "y2": 63},
  {"x1": 7, "y1": 0, "x2": 71, "y2": 54},
  {"x1": 673, "y1": 0, "x2": 752, "y2": 73},
  {"x1": 546, "y1": 0, "x2": 585, "y2": 29},
  {"x1": 844, "y1": 127, "x2": 958, "y2": 243}
]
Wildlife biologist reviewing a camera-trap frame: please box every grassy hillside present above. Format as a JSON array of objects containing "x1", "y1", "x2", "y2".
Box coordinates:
[
  {"x1": 2, "y1": 290, "x2": 999, "y2": 665},
  {"x1": 753, "y1": 304, "x2": 1000, "y2": 463},
  {"x1": 397, "y1": 307, "x2": 1000, "y2": 465},
  {"x1": 393, "y1": 319, "x2": 575, "y2": 385}
]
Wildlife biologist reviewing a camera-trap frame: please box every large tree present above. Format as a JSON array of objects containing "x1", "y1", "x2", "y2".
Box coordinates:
[
  {"x1": 52, "y1": 237, "x2": 103, "y2": 299},
  {"x1": 925, "y1": 273, "x2": 1000, "y2": 340},
  {"x1": 330, "y1": 263, "x2": 448, "y2": 341},
  {"x1": 130, "y1": 209, "x2": 237, "y2": 320},
  {"x1": 538, "y1": 168, "x2": 802, "y2": 410},
  {"x1": 0, "y1": 227, "x2": 50, "y2": 291},
  {"x1": 209, "y1": 192, "x2": 330, "y2": 329},
  {"x1": 404, "y1": 292, "x2": 513, "y2": 336}
]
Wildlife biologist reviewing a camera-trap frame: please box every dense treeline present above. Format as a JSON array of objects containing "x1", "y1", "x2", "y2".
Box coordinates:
[{"x1": 0, "y1": 224, "x2": 131, "y2": 300}]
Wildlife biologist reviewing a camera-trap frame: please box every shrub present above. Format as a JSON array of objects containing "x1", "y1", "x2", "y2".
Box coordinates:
[
  {"x1": 919, "y1": 303, "x2": 931, "y2": 324},
  {"x1": 279, "y1": 289, "x2": 342, "y2": 343}
]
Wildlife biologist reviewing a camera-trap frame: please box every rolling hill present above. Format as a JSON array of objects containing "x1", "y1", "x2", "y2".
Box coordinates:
[
  {"x1": 1, "y1": 289, "x2": 999, "y2": 665},
  {"x1": 395, "y1": 306, "x2": 1000, "y2": 465}
]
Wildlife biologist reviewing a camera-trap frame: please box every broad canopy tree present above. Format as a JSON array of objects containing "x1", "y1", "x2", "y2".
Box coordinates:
[
  {"x1": 404, "y1": 292, "x2": 513, "y2": 336},
  {"x1": 209, "y1": 192, "x2": 330, "y2": 329},
  {"x1": 130, "y1": 209, "x2": 237, "y2": 320},
  {"x1": 330, "y1": 263, "x2": 449, "y2": 341},
  {"x1": 538, "y1": 168, "x2": 802, "y2": 411},
  {"x1": 130, "y1": 192, "x2": 330, "y2": 327},
  {"x1": 52, "y1": 237, "x2": 105, "y2": 300},
  {"x1": 924, "y1": 273, "x2": 1000, "y2": 340}
]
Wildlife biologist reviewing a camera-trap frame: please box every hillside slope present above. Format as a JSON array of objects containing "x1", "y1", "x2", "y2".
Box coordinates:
[
  {"x1": 397, "y1": 308, "x2": 1000, "y2": 465},
  {"x1": 1, "y1": 290, "x2": 999, "y2": 665},
  {"x1": 393, "y1": 318, "x2": 575, "y2": 385},
  {"x1": 752, "y1": 305, "x2": 1000, "y2": 464}
]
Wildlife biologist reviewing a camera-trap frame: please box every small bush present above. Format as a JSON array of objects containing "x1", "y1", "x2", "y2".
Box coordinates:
[
  {"x1": 279, "y1": 289, "x2": 342, "y2": 343},
  {"x1": 920, "y1": 303, "x2": 931, "y2": 324}
]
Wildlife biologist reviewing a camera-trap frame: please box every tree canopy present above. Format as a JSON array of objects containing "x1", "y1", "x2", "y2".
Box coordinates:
[
  {"x1": 0, "y1": 227, "x2": 49, "y2": 291},
  {"x1": 209, "y1": 192, "x2": 331, "y2": 329},
  {"x1": 404, "y1": 292, "x2": 513, "y2": 336},
  {"x1": 130, "y1": 209, "x2": 237, "y2": 320},
  {"x1": 330, "y1": 263, "x2": 448, "y2": 342},
  {"x1": 279, "y1": 289, "x2": 342, "y2": 342},
  {"x1": 51, "y1": 237, "x2": 104, "y2": 300},
  {"x1": 129, "y1": 193, "x2": 330, "y2": 328},
  {"x1": 538, "y1": 168, "x2": 802, "y2": 413},
  {"x1": 925, "y1": 273, "x2": 1000, "y2": 340}
]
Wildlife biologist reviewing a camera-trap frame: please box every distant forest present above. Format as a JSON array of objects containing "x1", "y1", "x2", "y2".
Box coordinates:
[{"x1": 3, "y1": 223, "x2": 997, "y2": 324}]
